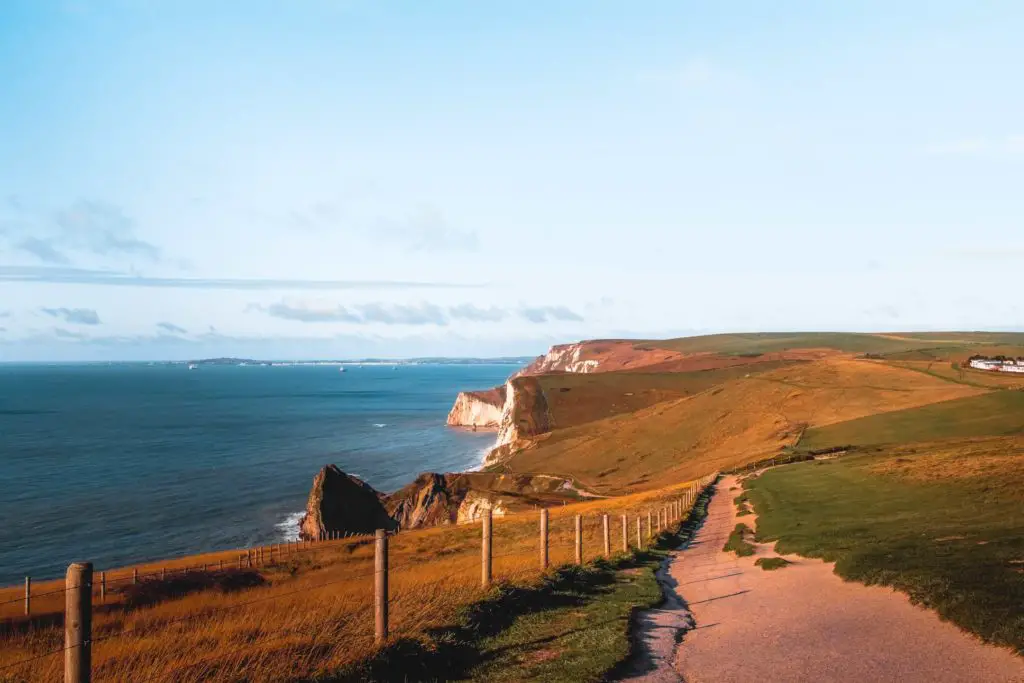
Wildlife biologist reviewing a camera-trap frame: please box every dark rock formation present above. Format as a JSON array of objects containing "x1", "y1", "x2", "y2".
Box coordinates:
[{"x1": 299, "y1": 465, "x2": 398, "y2": 539}]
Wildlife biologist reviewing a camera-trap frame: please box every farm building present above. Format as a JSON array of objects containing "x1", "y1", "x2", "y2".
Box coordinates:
[{"x1": 968, "y1": 357, "x2": 1024, "y2": 373}]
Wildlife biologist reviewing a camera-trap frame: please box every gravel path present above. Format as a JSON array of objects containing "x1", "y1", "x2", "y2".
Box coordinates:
[{"x1": 622, "y1": 475, "x2": 1024, "y2": 683}]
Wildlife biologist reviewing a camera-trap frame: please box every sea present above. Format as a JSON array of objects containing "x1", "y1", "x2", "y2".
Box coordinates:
[{"x1": 0, "y1": 361, "x2": 517, "y2": 585}]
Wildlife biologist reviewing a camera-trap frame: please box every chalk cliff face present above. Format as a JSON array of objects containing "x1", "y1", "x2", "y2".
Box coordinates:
[
  {"x1": 517, "y1": 342, "x2": 602, "y2": 375},
  {"x1": 299, "y1": 465, "x2": 398, "y2": 539},
  {"x1": 446, "y1": 386, "x2": 506, "y2": 429},
  {"x1": 514, "y1": 340, "x2": 688, "y2": 377},
  {"x1": 495, "y1": 377, "x2": 550, "y2": 449}
]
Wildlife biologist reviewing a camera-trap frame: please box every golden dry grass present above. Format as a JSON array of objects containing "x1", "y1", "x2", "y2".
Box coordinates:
[
  {"x1": 500, "y1": 358, "x2": 986, "y2": 493},
  {"x1": 0, "y1": 479, "x2": 703, "y2": 682},
  {"x1": 866, "y1": 436, "x2": 1024, "y2": 493}
]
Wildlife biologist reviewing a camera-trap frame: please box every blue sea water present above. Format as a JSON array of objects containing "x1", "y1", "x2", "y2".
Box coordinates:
[{"x1": 0, "y1": 362, "x2": 514, "y2": 585}]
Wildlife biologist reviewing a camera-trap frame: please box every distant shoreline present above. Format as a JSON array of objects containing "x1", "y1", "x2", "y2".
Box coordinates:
[{"x1": 0, "y1": 357, "x2": 533, "y2": 367}]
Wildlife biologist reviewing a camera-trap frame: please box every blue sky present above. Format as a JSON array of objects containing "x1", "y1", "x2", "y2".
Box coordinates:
[{"x1": 1, "y1": 0, "x2": 1022, "y2": 360}]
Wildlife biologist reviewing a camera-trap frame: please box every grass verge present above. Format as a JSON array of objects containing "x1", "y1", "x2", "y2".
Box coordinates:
[
  {"x1": 339, "y1": 552, "x2": 673, "y2": 682},
  {"x1": 341, "y1": 484, "x2": 717, "y2": 683},
  {"x1": 754, "y1": 557, "x2": 791, "y2": 571},
  {"x1": 747, "y1": 442, "x2": 1024, "y2": 653},
  {"x1": 723, "y1": 523, "x2": 756, "y2": 557}
]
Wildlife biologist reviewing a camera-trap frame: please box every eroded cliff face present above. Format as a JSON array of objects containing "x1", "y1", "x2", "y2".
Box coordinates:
[
  {"x1": 384, "y1": 471, "x2": 584, "y2": 529},
  {"x1": 487, "y1": 376, "x2": 551, "y2": 464},
  {"x1": 446, "y1": 386, "x2": 506, "y2": 429},
  {"x1": 299, "y1": 465, "x2": 398, "y2": 539},
  {"x1": 384, "y1": 472, "x2": 506, "y2": 529}
]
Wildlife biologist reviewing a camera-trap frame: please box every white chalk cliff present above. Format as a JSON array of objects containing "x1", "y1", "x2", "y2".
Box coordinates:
[{"x1": 446, "y1": 387, "x2": 505, "y2": 429}]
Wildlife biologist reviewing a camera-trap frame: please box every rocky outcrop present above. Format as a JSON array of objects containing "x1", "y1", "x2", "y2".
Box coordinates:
[
  {"x1": 299, "y1": 465, "x2": 397, "y2": 539},
  {"x1": 446, "y1": 386, "x2": 506, "y2": 429},
  {"x1": 385, "y1": 472, "x2": 508, "y2": 528},
  {"x1": 384, "y1": 471, "x2": 584, "y2": 529}
]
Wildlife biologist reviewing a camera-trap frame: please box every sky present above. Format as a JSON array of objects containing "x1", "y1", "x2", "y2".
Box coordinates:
[{"x1": 1, "y1": 0, "x2": 1022, "y2": 361}]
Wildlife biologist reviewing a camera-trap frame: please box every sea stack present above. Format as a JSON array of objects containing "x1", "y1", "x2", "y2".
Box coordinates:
[{"x1": 299, "y1": 465, "x2": 398, "y2": 539}]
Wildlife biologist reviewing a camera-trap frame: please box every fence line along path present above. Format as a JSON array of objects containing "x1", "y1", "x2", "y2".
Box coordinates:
[{"x1": 2, "y1": 473, "x2": 717, "y2": 682}]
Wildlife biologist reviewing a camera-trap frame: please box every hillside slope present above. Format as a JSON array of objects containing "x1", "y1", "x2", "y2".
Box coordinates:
[{"x1": 491, "y1": 358, "x2": 986, "y2": 493}]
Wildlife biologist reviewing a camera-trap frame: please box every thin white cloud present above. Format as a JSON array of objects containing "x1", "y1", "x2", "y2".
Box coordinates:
[
  {"x1": 249, "y1": 302, "x2": 362, "y2": 323},
  {"x1": 0, "y1": 266, "x2": 478, "y2": 290},
  {"x1": 448, "y1": 304, "x2": 507, "y2": 322},
  {"x1": 41, "y1": 307, "x2": 102, "y2": 325},
  {"x1": 157, "y1": 322, "x2": 188, "y2": 334},
  {"x1": 518, "y1": 306, "x2": 585, "y2": 323},
  {"x1": 250, "y1": 300, "x2": 585, "y2": 326}
]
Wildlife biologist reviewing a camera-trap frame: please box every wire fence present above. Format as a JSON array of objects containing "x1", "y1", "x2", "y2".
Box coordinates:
[{"x1": 0, "y1": 474, "x2": 717, "y2": 683}]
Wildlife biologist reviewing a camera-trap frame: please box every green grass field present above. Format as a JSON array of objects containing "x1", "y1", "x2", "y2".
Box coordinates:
[
  {"x1": 651, "y1": 332, "x2": 1024, "y2": 357},
  {"x1": 746, "y1": 446, "x2": 1024, "y2": 652},
  {"x1": 799, "y1": 391, "x2": 1024, "y2": 451}
]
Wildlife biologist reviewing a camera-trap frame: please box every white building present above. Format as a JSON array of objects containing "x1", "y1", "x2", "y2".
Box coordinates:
[{"x1": 969, "y1": 357, "x2": 1024, "y2": 373}]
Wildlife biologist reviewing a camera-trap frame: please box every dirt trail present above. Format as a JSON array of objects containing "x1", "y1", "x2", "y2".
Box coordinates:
[{"x1": 622, "y1": 475, "x2": 1024, "y2": 683}]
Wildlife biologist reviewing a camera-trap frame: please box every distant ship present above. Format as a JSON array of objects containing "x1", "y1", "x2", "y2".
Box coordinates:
[
  {"x1": 338, "y1": 366, "x2": 345, "y2": 373},
  {"x1": 188, "y1": 363, "x2": 197, "y2": 370}
]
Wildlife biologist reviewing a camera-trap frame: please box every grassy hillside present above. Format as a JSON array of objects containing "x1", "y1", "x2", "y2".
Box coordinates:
[
  {"x1": 747, "y1": 440, "x2": 1024, "y2": 652},
  {"x1": 799, "y1": 391, "x2": 1024, "y2": 452},
  {"x1": 498, "y1": 359, "x2": 984, "y2": 493},
  {"x1": 537, "y1": 360, "x2": 799, "y2": 431}
]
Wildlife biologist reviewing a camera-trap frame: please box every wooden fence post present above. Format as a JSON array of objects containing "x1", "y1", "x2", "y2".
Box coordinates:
[
  {"x1": 100, "y1": 572, "x2": 106, "y2": 603},
  {"x1": 481, "y1": 508, "x2": 493, "y2": 587},
  {"x1": 65, "y1": 562, "x2": 92, "y2": 683},
  {"x1": 540, "y1": 508, "x2": 549, "y2": 570},
  {"x1": 374, "y1": 529, "x2": 388, "y2": 644},
  {"x1": 24, "y1": 576, "x2": 30, "y2": 616},
  {"x1": 647, "y1": 511, "x2": 653, "y2": 537},
  {"x1": 602, "y1": 513, "x2": 610, "y2": 557},
  {"x1": 636, "y1": 517, "x2": 642, "y2": 549},
  {"x1": 161, "y1": 567, "x2": 166, "y2": 580},
  {"x1": 575, "y1": 514, "x2": 583, "y2": 564},
  {"x1": 132, "y1": 568, "x2": 138, "y2": 585},
  {"x1": 621, "y1": 514, "x2": 628, "y2": 553}
]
